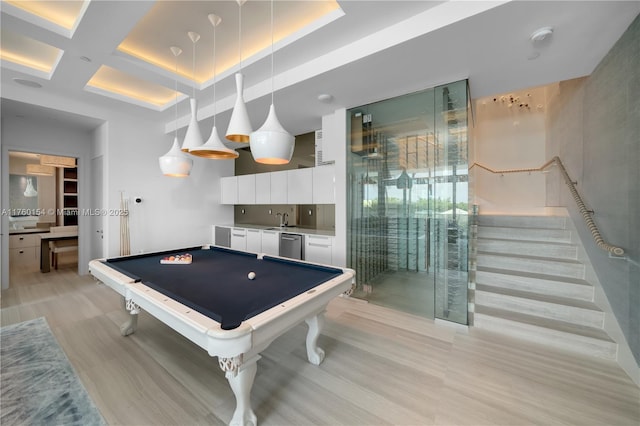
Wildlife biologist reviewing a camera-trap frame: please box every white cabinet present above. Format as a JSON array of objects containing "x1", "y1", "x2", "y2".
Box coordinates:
[
  {"x1": 312, "y1": 164, "x2": 335, "y2": 204},
  {"x1": 255, "y1": 173, "x2": 271, "y2": 204},
  {"x1": 270, "y1": 170, "x2": 288, "y2": 204},
  {"x1": 237, "y1": 175, "x2": 256, "y2": 204},
  {"x1": 246, "y1": 229, "x2": 262, "y2": 253},
  {"x1": 223, "y1": 164, "x2": 336, "y2": 206},
  {"x1": 9, "y1": 234, "x2": 39, "y2": 270},
  {"x1": 220, "y1": 176, "x2": 238, "y2": 204},
  {"x1": 261, "y1": 230, "x2": 280, "y2": 256},
  {"x1": 305, "y1": 235, "x2": 333, "y2": 265},
  {"x1": 230, "y1": 227, "x2": 247, "y2": 251},
  {"x1": 287, "y1": 168, "x2": 313, "y2": 204}
]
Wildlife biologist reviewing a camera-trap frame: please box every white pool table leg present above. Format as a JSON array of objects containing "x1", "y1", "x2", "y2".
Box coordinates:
[
  {"x1": 219, "y1": 354, "x2": 259, "y2": 426},
  {"x1": 120, "y1": 297, "x2": 139, "y2": 336},
  {"x1": 305, "y1": 311, "x2": 326, "y2": 365}
]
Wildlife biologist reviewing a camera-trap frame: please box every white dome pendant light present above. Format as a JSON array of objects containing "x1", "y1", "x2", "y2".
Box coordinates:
[
  {"x1": 182, "y1": 31, "x2": 204, "y2": 153},
  {"x1": 159, "y1": 46, "x2": 193, "y2": 177},
  {"x1": 226, "y1": 0, "x2": 252, "y2": 144},
  {"x1": 191, "y1": 14, "x2": 239, "y2": 159},
  {"x1": 250, "y1": 0, "x2": 294, "y2": 164}
]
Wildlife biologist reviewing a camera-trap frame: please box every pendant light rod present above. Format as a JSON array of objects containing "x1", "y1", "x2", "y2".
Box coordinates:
[
  {"x1": 270, "y1": 0, "x2": 274, "y2": 105},
  {"x1": 170, "y1": 46, "x2": 182, "y2": 138},
  {"x1": 187, "y1": 31, "x2": 200, "y2": 97},
  {"x1": 208, "y1": 13, "x2": 221, "y2": 128},
  {"x1": 226, "y1": 0, "x2": 252, "y2": 143},
  {"x1": 237, "y1": 0, "x2": 246, "y2": 71},
  {"x1": 249, "y1": 0, "x2": 295, "y2": 165},
  {"x1": 182, "y1": 31, "x2": 204, "y2": 153},
  {"x1": 159, "y1": 46, "x2": 193, "y2": 177},
  {"x1": 190, "y1": 13, "x2": 238, "y2": 159}
]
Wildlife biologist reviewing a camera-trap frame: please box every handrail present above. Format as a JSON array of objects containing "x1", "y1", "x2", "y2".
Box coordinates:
[{"x1": 470, "y1": 156, "x2": 625, "y2": 256}]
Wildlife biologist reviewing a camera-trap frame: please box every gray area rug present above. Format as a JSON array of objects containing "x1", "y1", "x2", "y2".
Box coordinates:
[{"x1": 1, "y1": 317, "x2": 105, "y2": 426}]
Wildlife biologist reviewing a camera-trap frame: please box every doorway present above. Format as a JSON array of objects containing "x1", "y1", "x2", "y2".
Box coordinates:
[
  {"x1": 7, "y1": 151, "x2": 78, "y2": 284},
  {"x1": 347, "y1": 80, "x2": 469, "y2": 325}
]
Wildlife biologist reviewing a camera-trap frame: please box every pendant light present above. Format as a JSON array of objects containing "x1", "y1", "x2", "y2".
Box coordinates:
[
  {"x1": 190, "y1": 14, "x2": 239, "y2": 159},
  {"x1": 159, "y1": 46, "x2": 193, "y2": 177},
  {"x1": 182, "y1": 31, "x2": 204, "y2": 153},
  {"x1": 24, "y1": 178, "x2": 38, "y2": 197},
  {"x1": 226, "y1": 0, "x2": 252, "y2": 143},
  {"x1": 249, "y1": 0, "x2": 294, "y2": 164}
]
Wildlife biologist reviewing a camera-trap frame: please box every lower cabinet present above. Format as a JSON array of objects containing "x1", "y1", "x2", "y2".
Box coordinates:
[
  {"x1": 261, "y1": 230, "x2": 280, "y2": 256},
  {"x1": 246, "y1": 229, "x2": 262, "y2": 253},
  {"x1": 214, "y1": 225, "x2": 334, "y2": 264},
  {"x1": 304, "y1": 235, "x2": 333, "y2": 265},
  {"x1": 230, "y1": 228, "x2": 247, "y2": 251},
  {"x1": 9, "y1": 234, "x2": 40, "y2": 270}
]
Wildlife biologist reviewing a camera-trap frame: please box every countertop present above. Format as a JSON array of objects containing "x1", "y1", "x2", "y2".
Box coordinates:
[
  {"x1": 9, "y1": 228, "x2": 49, "y2": 235},
  {"x1": 216, "y1": 224, "x2": 335, "y2": 237}
]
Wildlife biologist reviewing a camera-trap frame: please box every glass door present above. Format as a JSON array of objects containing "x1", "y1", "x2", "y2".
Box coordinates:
[{"x1": 347, "y1": 80, "x2": 469, "y2": 324}]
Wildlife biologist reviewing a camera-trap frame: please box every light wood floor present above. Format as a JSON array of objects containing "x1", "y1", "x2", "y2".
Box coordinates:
[{"x1": 2, "y1": 268, "x2": 639, "y2": 425}]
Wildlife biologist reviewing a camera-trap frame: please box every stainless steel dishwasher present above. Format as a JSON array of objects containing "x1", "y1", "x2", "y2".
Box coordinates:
[{"x1": 279, "y1": 233, "x2": 304, "y2": 260}]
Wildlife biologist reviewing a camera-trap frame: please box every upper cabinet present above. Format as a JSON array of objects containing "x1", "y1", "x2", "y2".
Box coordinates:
[
  {"x1": 270, "y1": 170, "x2": 288, "y2": 204},
  {"x1": 255, "y1": 172, "x2": 271, "y2": 204},
  {"x1": 220, "y1": 176, "x2": 238, "y2": 205},
  {"x1": 312, "y1": 164, "x2": 335, "y2": 204},
  {"x1": 237, "y1": 175, "x2": 256, "y2": 204},
  {"x1": 222, "y1": 165, "x2": 335, "y2": 205},
  {"x1": 287, "y1": 168, "x2": 313, "y2": 204}
]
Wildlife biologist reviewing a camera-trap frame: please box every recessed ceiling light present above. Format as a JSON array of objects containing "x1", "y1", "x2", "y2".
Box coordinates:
[
  {"x1": 79, "y1": 56, "x2": 92, "y2": 62},
  {"x1": 13, "y1": 78, "x2": 42, "y2": 88},
  {"x1": 317, "y1": 93, "x2": 333, "y2": 103}
]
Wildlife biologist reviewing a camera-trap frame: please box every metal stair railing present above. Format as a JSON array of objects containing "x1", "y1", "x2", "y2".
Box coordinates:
[{"x1": 470, "y1": 156, "x2": 624, "y2": 256}]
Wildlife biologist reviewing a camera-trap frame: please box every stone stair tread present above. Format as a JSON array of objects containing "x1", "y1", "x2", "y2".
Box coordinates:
[
  {"x1": 475, "y1": 283, "x2": 601, "y2": 311},
  {"x1": 476, "y1": 266, "x2": 593, "y2": 286},
  {"x1": 474, "y1": 305, "x2": 614, "y2": 342},
  {"x1": 477, "y1": 216, "x2": 568, "y2": 229},
  {"x1": 477, "y1": 236, "x2": 575, "y2": 248},
  {"x1": 477, "y1": 250, "x2": 582, "y2": 265}
]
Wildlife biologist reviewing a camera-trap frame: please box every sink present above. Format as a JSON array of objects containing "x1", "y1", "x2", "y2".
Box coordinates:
[{"x1": 264, "y1": 226, "x2": 301, "y2": 231}]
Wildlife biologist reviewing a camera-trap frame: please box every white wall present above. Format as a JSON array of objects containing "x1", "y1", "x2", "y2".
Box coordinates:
[
  {"x1": 330, "y1": 108, "x2": 348, "y2": 268},
  {"x1": 105, "y1": 115, "x2": 234, "y2": 256},
  {"x1": 472, "y1": 87, "x2": 551, "y2": 215},
  {"x1": 90, "y1": 122, "x2": 108, "y2": 260}
]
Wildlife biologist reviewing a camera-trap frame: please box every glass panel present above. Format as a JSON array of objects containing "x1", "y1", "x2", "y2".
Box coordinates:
[
  {"x1": 433, "y1": 81, "x2": 469, "y2": 324},
  {"x1": 347, "y1": 80, "x2": 468, "y2": 325}
]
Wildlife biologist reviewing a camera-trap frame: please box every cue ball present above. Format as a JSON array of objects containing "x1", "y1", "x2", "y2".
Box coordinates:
[{"x1": 248, "y1": 272, "x2": 256, "y2": 280}]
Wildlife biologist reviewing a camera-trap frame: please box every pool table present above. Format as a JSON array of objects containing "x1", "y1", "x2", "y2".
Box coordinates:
[{"x1": 89, "y1": 245, "x2": 355, "y2": 426}]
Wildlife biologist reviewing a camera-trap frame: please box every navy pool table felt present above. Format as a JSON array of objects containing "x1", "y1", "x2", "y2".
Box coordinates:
[{"x1": 103, "y1": 246, "x2": 343, "y2": 330}]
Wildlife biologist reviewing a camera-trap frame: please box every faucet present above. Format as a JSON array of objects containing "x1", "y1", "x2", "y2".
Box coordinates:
[{"x1": 276, "y1": 212, "x2": 289, "y2": 227}]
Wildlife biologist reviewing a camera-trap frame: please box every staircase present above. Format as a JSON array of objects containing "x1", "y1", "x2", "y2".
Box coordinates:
[{"x1": 473, "y1": 215, "x2": 618, "y2": 360}]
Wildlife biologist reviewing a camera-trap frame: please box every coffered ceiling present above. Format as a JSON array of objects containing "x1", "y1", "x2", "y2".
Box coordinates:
[{"x1": 1, "y1": 1, "x2": 638, "y2": 139}]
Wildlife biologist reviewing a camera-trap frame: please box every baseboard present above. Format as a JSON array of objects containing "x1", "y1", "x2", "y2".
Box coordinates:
[{"x1": 568, "y1": 217, "x2": 640, "y2": 386}]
